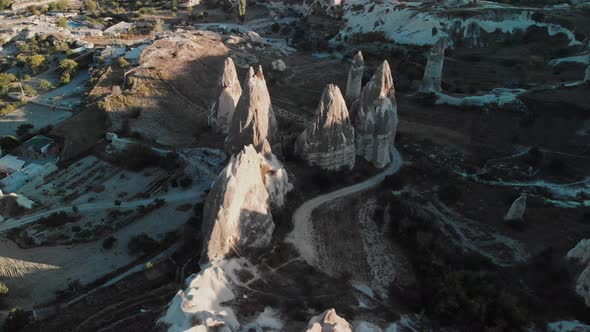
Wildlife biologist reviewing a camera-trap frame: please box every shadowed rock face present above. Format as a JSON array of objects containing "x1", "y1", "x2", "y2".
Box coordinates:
[
  {"x1": 585, "y1": 64, "x2": 590, "y2": 83},
  {"x1": 346, "y1": 51, "x2": 365, "y2": 103},
  {"x1": 209, "y1": 57, "x2": 242, "y2": 134},
  {"x1": 354, "y1": 60, "x2": 398, "y2": 168},
  {"x1": 419, "y1": 38, "x2": 446, "y2": 93},
  {"x1": 260, "y1": 139, "x2": 293, "y2": 207},
  {"x1": 224, "y1": 66, "x2": 278, "y2": 155},
  {"x1": 201, "y1": 145, "x2": 274, "y2": 263},
  {"x1": 295, "y1": 84, "x2": 356, "y2": 171},
  {"x1": 305, "y1": 309, "x2": 352, "y2": 332}
]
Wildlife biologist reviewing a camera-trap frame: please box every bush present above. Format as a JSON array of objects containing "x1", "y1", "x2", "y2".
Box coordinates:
[
  {"x1": 57, "y1": 17, "x2": 68, "y2": 28},
  {"x1": 27, "y1": 54, "x2": 46, "y2": 74},
  {"x1": 39, "y1": 79, "x2": 54, "y2": 91},
  {"x1": 127, "y1": 233, "x2": 159, "y2": 256},
  {"x1": 102, "y1": 236, "x2": 117, "y2": 250},
  {"x1": 116, "y1": 56, "x2": 130, "y2": 68},
  {"x1": 60, "y1": 71, "x2": 71, "y2": 84},
  {"x1": 16, "y1": 123, "x2": 34, "y2": 137},
  {"x1": 0, "y1": 135, "x2": 21, "y2": 151},
  {"x1": 0, "y1": 282, "x2": 8, "y2": 297},
  {"x1": 0, "y1": 73, "x2": 17, "y2": 95}
]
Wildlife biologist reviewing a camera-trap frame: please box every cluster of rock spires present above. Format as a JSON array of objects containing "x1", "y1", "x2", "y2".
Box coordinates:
[
  {"x1": 224, "y1": 65, "x2": 278, "y2": 155},
  {"x1": 208, "y1": 57, "x2": 242, "y2": 134},
  {"x1": 295, "y1": 84, "x2": 356, "y2": 171},
  {"x1": 419, "y1": 38, "x2": 446, "y2": 93},
  {"x1": 352, "y1": 60, "x2": 399, "y2": 168}
]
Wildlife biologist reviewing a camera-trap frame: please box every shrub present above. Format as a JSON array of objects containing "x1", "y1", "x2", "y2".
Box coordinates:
[
  {"x1": 0, "y1": 73, "x2": 17, "y2": 95},
  {"x1": 39, "y1": 79, "x2": 54, "y2": 91},
  {"x1": 16, "y1": 123, "x2": 34, "y2": 137},
  {"x1": 60, "y1": 71, "x2": 71, "y2": 84},
  {"x1": 127, "y1": 233, "x2": 159, "y2": 256},
  {"x1": 102, "y1": 236, "x2": 117, "y2": 249},
  {"x1": 27, "y1": 54, "x2": 46, "y2": 74},
  {"x1": 60, "y1": 59, "x2": 78, "y2": 75},
  {"x1": 0, "y1": 282, "x2": 8, "y2": 297},
  {"x1": 57, "y1": 17, "x2": 68, "y2": 28},
  {"x1": 85, "y1": 0, "x2": 97, "y2": 11},
  {"x1": 116, "y1": 56, "x2": 130, "y2": 68}
]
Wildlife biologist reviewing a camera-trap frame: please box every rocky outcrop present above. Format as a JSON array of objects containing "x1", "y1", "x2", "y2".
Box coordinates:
[
  {"x1": 504, "y1": 193, "x2": 526, "y2": 221},
  {"x1": 225, "y1": 66, "x2": 278, "y2": 155},
  {"x1": 354, "y1": 60, "x2": 398, "y2": 168},
  {"x1": 201, "y1": 145, "x2": 274, "y2": 263},
  {"x1": 346, "y1": 51, "x2": 365, "y2": 103},
  {"x1": 209, "y1": 57, "x2": 242, "y2": 134},
  {"x1": 585, "y1": 64, "x2": 590, "y2": 83},
  {"x1": 419, "y1": 38, "x2": 446, "y2": 93},
  {"x1": 305, "y1": 309, "x2": 352, "y2": 332},
  {"x1": 295, "y1": 84, "x2": 356, "y2": 171},
  {"x1": 567, "y1": 239, "x2": 590, "y2": 307},
  {"x1": 260, "y1": 139, "x2": 292, "y2": 207}
]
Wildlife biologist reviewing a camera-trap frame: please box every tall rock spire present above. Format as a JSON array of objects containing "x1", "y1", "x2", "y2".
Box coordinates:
[
  {"x1": 295, "y1": 84, "x2": 356, "y2": 171},
  {"x1": 209, "y1": 57, "x2": 242, "y2": 134},
  {"x1": 224, "y1": 66, "x2": 278, "y2": 155},
  {"x1": 419, "y1": 38, "x2": 446, "y2": 93},
  {"x1": 354, "y1": 60, "x2": 398, "y2": 168},
  {"x1": 345, "y1": 50, "x2": 365, "y2": 103}
]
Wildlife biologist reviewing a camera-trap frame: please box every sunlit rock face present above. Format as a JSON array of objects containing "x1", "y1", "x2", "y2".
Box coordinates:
[
  {"x1": 225, "y1": 66, "x2": 278, "y2": 155},
  {"x1": 354, "y1": 60, "x2": 398, "y2": 168},
  {"x1": 305, "y1": 309, "x2": 352, "y2": 332},
  {"x1": 419, "y1": 38, "x2": 446, "y2": 93},
  {"x1": 295, "y1": 84, "x2": 356, "y2": 171},
  {"x1": 209, "y1": 57, "x2": 242, "y2": 134},
  {"x1": 201, "y1": 145, "x2": 274, "y2": 263},
  {"x1": 504, "y1": 193, "x2": 527, "y2": 221},
  {"x1": 567, "y1": 239, "x2": 590, "y2": 307},
  {"x1": 346, "y1": 51, "x2": 365, "y2": 103},
  {"x1": 260, "y1": 139, "x2": 292, "y2": 208}
]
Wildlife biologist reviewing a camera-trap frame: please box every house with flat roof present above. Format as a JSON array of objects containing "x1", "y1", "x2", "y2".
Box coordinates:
[
  {"x1": 0, "y1": 154, "x2": 26, "y2": 174},
  {"x1": 18, "y1": 135, "x2": 58, "y2": 160}
]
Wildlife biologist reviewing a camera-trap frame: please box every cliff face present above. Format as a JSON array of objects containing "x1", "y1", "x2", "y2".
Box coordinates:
[
  {"x1": 224, "y1": 66, "x2": 278, "y2": 155},
  {"x1": 354, "y1": 61, "x2": 398, "y2": 168},
  {"x1": 419, "y1": 38, "x2": 446, "y2": 93},
  {"x1": 209, "y1": 57, "x2": 242, "y2": 134},
  {"x1": 200, "y1": 145, "x2": 274, "y2": 263},
  {"x1": 346, "y1": 51, "x2": 365, "y2": 103},
  {"x1": 295, "y1": 84, "x2": 356, "y2": 171}
]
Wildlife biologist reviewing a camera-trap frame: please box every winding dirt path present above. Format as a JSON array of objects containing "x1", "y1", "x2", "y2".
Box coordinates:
[{"x1": 286, "y1": 148, "x2": 402, "y2": 267}]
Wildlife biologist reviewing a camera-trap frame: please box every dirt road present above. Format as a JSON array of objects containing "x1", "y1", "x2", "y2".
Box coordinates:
[{"x1": 286, "y1": 148, "x2": 402, "y2": 266}]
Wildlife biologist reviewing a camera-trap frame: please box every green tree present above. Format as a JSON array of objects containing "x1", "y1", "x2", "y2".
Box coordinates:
[
  {"x1": 60, "y1": 58, "x2": 78, "y2": 75},
  {"x1": 39, "y1": 79, "x2": 54, "y2": 91},
  {"x1": 0, "y1": 282, "x2": 8, "y2": 297},
  {"x1": 60, "y1": 71, "x2": 71, "y2": 84},
  {"x1": 18, "y1": 43, "x2": 30, "y2": 53},
  {"x1": 0, "y1": 73, "x2": 17, "y2": 95},
  {"x1": 85, "y1": 0, "x2": 97, "y2": 11},
  {"x1": 27, "y1": 54, "x2": 46, "y2": 74},
  {"x1": 57, "y1": 16, "x2": 68, "y2": 28}
]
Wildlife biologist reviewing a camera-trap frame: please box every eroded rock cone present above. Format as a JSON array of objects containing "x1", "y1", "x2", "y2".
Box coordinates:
[
  {"x1": 354, "y1": 60, "x2": 398, "y2": 168},
  {"x1": 225, "y1": 66, "x2": 278, "y2": 155},
  {"x1": 419, "y1": 38, "x2": 446, "y2": 93},
  {"x1": 209, "y1": 57, "x2": 243, "y2": 134},
  {"x1": 305, "y1": 309, "x2": 352, "y2": 332},
  {"x1": 346, "y1": 51, "x2": 365, "y2": 103},
  {"x1": 295, "y1": 84, "x2": 356, "y2": 171},
  {"x1": 504, "y1": 193, "x2": 526, "y2": 222},
  {"x1": 260, "y1": 139, "x2": 292, "y2": 207},
  {"x1": 201, "y1": 145, "x2": 274, "y2": 263}
]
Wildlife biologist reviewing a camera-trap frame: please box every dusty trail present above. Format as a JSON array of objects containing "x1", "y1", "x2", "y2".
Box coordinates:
[{"x1": 286, "y1": 148, "x2": 402, "y2": 267}]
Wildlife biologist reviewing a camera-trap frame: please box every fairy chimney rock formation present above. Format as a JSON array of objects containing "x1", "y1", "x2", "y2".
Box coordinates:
[
  {"x1": 201, "y1": 145, "x2": 275, "y2": 263},
  {"x1": 295, "y1": 84, "x2": 356, "y2": 171},
  {"x1": 419, "y1": 38, "x2": 446, "y2": 93},
  {"x1": 305, "y1": 309, "x2": 352, "y2": 332},
  {"x1": 346, "y1": 51, "x2": 365, "y2": 103},
  {"x1": 504, "y1": 193, "x2": 527, "y2": 221},
  {"x1": 225, "y1": 66, "x2": 278, "y2": 155},
  {"x1": 354, "y1": 60, "x2": 398, "y2": 168},
  {"x1": 209, "y1": 57, "x2": 243, "y2": 134}
]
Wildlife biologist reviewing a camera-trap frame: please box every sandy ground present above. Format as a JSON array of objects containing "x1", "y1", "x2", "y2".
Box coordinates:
[{"x1": 0, "y1": 103, "x2": 71, "y2": 137}]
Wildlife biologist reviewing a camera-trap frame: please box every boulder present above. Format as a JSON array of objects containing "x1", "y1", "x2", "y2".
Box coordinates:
[
  {"x1": 272, "y1": 59, "x2": 287, "y2": 72},
  {"x1": 418, "y1": 38, "x2": 446, "y2": 93},
  {"x1": 345, "y1": 51, "x2": 365, "y2": 103},
  {"x1": 209, "y1": 57, "x2": 243, "y2": 134},
  {"x1": 504, "y1": 193, "x2": 526, "y2": 222},
  {"x1": 567, "y1": 239, "x2": 590, "y2": 307},
  {"x1": 201, "y1": 145, "x2": 274, "y2": 263},
  {"x1": 295, "y1": 84, "x2": 356, "y2": 171},
  {"x1": 354, "y1": 60, "x2": 398, "y2": 168},
  {"x1": 225, "y1": 66, "x2": 278, "y2": 155},
  {"x1": 305, "y1": 309, "x2": 352, "y2": 332}
]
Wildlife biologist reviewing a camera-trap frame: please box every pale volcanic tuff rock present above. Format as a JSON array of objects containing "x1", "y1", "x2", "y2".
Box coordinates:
[
  {"x1": 200, "y1": 145, "x2": 275, "y2": 263},
  {"x1": 567, "y1": 239, "x2": 590, "y2": 307},
  {"x1": 354, "y1": 60, "x2": 398, "y2": 168},
  {"x1": 260, "y1": 139, "x2": 293, "y2": 207},
  {"x1": 225, "y1": 66, "x2": 278, "y2": 155},
  {"x1": 295, "y1": 84, "x2": 356, "y2": 171},
  {"x1": 504, "y1": 193, "x2": 526, "y2": 222},
  {"x1": 346, "y1": 51, "x2": 365, "y2": 103},
  {"x1": 305, "y1": 309, "x2": 352, "y2": 332},
  {"x1": 419, "y1": 38, "x2": 446, "y2": 93},
  {"x1": 209, "y1": 57, "x2": 242, "y2": 134}
]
